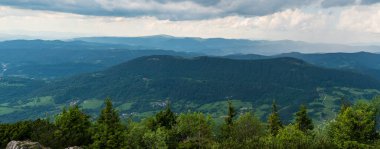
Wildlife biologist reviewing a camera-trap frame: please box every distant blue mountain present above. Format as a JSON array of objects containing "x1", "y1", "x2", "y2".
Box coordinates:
[
  {"x1": 75, "y1": 35, "x2": 380, "y2": 55},
  {"x1": 225, "y1": 52, "x2": 380, "y2": 80},
  {"x1": 0, "y1": 39, "x2": 198, "y2": 79}
]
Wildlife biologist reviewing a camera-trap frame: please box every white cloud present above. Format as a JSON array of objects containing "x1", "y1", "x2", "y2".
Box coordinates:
[
  {"x1": 338, "y1": 4, "x2": 380, "y2": 33},
  {"x1": 0, "y1": 5, "x2": 379, "y2": 44}
]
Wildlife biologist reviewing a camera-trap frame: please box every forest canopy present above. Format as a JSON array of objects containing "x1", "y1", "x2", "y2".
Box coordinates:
[{"x1": 1, "y1": 97, "x2": 380, "y2": 149}]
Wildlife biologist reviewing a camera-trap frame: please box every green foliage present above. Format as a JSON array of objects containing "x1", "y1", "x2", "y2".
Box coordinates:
[
  {"x1": 220, "y1": 112, "x2": 266, "y2": 148},
  {"x1": 152, "y1": 103, "x2": 177, "y2": 130},
  {"x1": 175, "y1": 112, "x2": 215, "y2": 148},
  {"x1": 29, "y1": 119, "x2": 60, "y2": 148},
  {"x1": 328, "y1": 101, "x2": 378, "y2": 148},
  {"x1": 0, "y1": 121, "x2": 32, "y2": 148},
  {"x1": 54, "y1": 105, "x2": 91, "y2": 148},
  {"x1": 143, "y1": 128, "x2": 169, "y2": 149},
  {"x1": 275, "y1": 125, "x2": 311, "y2": 148},
  {"x1": 295, "y1": 105, "x2": 313, "y2": 132},
  {"x1": 225, "y1": 100, "x2": 236, "y2": 126},
  {"x1": 1, "y1": 98, "x2": 380, "y2": 148},
  {"x1": 232, "y1": 112, "x2": 265, "y2": 142},
  {"x1": 268, "y1": 101, "x2": 283, "y2": 136},
  {"x1": 90, "y1": 98, "x2": 125, "y2": 149},
  {"x1": 220, "y1": 100, "x2": 237, "y2": 140},
  {"x1": 124, "y1": 121, "x2": 149, "y2": 148}
]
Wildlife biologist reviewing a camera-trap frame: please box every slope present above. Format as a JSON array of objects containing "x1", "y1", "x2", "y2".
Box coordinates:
[{"x1": 26, "y1": 56, "x2": 380, "y2": 122}]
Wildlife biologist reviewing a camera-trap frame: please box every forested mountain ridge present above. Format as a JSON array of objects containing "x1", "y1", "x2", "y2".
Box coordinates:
[
  {"x1": 13, "y1": 55, "x2": 378, "y2": 123},
  {"x1": 35, "y1": 55, "x2": 380, "y2": 103}
]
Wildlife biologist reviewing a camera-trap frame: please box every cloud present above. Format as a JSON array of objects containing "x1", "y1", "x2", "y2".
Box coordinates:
[
  {"x1": 321, "y1": 0, "x2": 380, "y2": 7},
  {"x1": 0, "y1": 0, "x2": 379, "y2": 20},
  {"x1": 0, "y1": 3, "x2": 379, "y2": 44},
  {"x1": 337, "y1": 4, "x2": 380, "y2": 33}
]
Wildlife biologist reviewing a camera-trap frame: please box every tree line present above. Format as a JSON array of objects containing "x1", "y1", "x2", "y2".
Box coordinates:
[{"x1": 1, "y1": 97, "x2": 380, "y2": 149}]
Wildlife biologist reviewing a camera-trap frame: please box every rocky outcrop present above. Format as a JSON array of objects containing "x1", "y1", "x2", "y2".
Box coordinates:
[
  {"x1": 6, "y1": 141, "x2": 47, "y2": 149},
  {"x1": 65, "y1": 147, "x2": 82, "y2": 149}
]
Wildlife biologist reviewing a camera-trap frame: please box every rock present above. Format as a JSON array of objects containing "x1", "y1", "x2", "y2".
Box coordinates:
[
  {"x1": 65, "y1": 147, "x2": 83, "y2": 149},
  {"x1": 6, "y1": 141, "x2": 47, "y2": 149}
]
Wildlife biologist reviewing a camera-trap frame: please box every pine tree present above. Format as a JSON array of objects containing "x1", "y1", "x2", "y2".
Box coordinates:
[
  {"x1": 91, "y1": 98, "x2": 125, "y2": 149},
  {"x1": 221, "y1": 100, "x2": 237, "y2": 139},
  {"x1": 225, "y1": 100, "x2": 237, "y2": 126},
  {"x1": 54, "y1": 105, "x2": 91, "y2": 147},
  {"x1": 295, "y1": 105, "x2": 313, "y2": 132},
  {"x1": 154, "y1": 101, "x2": 177, "y2": 130},
  {"x1": 268, "y1": 101, "x2": 282, "y2": 136}
]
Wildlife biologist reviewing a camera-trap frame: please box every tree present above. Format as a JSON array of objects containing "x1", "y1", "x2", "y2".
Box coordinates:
[
  {"x1": 91, "y1": 98, "x2": 125, "y2": 149},
  {"x1": 30, "y1": 119, "x2": 60, "y2": 148},
  {"x1": 154, "y1": 101, "x2": 177, "y2": 130},
  {"x1": 225, "y1": 100, "x2": 236, "y2": 126},
  {"x1": 221, "y1": 112, "x2": 265, "y2": 148},
  {"x1": 329, "y1": 101, "x2": 378, "y2": 147},
  {"x1": 143, "y1": 128, "x2": 169, "y2": 148},
  {"x1": 54, "y1": 105, "x2": 91, "y2": 147},
  {"x1": 268, "y1": 101, "x2": 282, "y2": 136},
  {"x1": 220, "y1": 100, "x2": 237, "y2": 140},
  {"x1": 276, "y1": 125, "x2": 310, "y2": 148},
  {"x1": 232, "y1": 112, "x2": 265, "y2": 142},
  {"x1": 295, "y1": 105, "x2": 313, "y2": 132},
  {"x1": 0, "y1": 121, "x2": 33, "y2": 148},
  {"x1": 175, "y1": 112, "x2": 215, "y2": 148}
]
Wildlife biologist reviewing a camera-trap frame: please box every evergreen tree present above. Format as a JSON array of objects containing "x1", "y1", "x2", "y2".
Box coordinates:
[
  {"x1": 221, "y1": 100, "x2": 237, "y2": 139},
  {"x1": 30, "y1": 119, "x2": 60, "y2": 149},
  {"x1": 154, "y1": 101, "x2": 177, "y2": 130},
  {"x1": 91, "y1": 98, "x2": 125, "y2": 149},
  {"x1": 225, "y1": 100, "x2": 236, "y2": 126},
  {"x1": 54, "y1": 105, "x2": 91, "y2": 147},
  {"x1": 268, "y1": 101, "x2": 282, "y2": 136},
  {"x1": 295, "y1": 105, "x2": 313, "y2": 132}
]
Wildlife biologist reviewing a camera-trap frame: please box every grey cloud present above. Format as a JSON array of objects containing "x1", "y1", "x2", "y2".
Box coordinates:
[
  {"x1": 362, "y1": 0, "x2": 380, "y2": 5},
  {"x1": 321, "y1": 0, "x2": 380, "y2": 7},
  {"x1": 0, "y1": 0, "x2": 378, "y2": 20},
  {"x1": 321, "y1": 0, "x2": 357, "y2": 7}
]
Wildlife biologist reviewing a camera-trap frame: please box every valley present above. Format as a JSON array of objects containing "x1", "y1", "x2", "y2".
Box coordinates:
[
  {"x1": 0, "y1": 37, "x2": 380, "y2": 148},
  {"x1": 0, "y1": 50, "x2": 380, "y2": 123}
]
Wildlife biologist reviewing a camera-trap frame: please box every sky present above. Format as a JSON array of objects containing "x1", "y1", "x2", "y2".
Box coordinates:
[{"x1": 0, "y1": 0, "x2": 379, "y2": 44}]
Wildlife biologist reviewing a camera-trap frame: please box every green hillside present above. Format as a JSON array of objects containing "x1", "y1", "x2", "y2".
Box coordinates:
[{"x1": 1, "y1": 56, "x2": 371, "y2": 123}]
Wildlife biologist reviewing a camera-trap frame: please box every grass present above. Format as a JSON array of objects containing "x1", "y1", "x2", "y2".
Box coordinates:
[
  {"x1": 308, "y1": 87, "x2": 380, "y2": 124},
  {"x1": 21, "y1": 96, "x2": 55, "y2": 107},
  {"x1": 117, "y1": 102, "x2": 134, "y2": 111},
  {"x1": 0, "y1": 107, "x2": 19, "y2": 116},
  {"x1": 255, "y1": 104, "x2": 271, "y2": 120},
  {"x1": 81, "y1": 99, "x2": 104, "y2": 110},
  {"x1": 197, "y1": 100, "x2": 253, "y2": 119}
]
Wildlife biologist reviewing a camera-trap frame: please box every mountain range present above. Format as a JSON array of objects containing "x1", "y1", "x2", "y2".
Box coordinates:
[
  {"x1": 1, "y1": 55, "x2": 380, "y2": 122},
  {"x1": 225, "y1": 52, "x2": 380, "y2": 80},
  {"x1": 0, "y1": 39, "x2": 197, "y2": 79},
  {"x1": 0, "y1": 36, "x2": 380, "y2": 123},
  {"x1": 76, "y1": 35, "x2": 380, "y2": 55}
]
